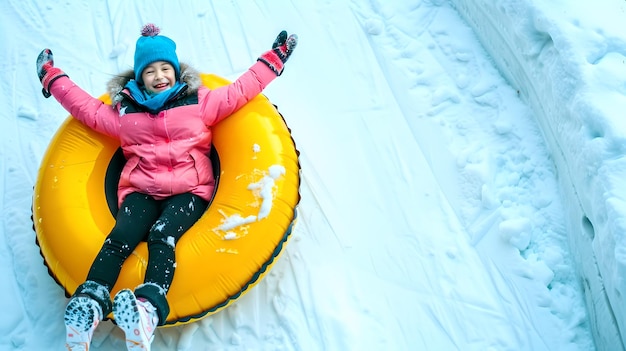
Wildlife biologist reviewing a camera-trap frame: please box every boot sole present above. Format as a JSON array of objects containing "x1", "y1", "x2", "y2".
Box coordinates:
[
  {"x1": 113, "y1": 289, "x2": 152, "y2": 350},
  {"x1": 65, "y1": 296, "x2": 99, "y2": 350}
]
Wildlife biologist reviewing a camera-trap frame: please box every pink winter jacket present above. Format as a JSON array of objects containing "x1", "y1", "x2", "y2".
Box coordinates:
[{"x1": 48, "y1": 61, "x2": 277, "y2": 207}]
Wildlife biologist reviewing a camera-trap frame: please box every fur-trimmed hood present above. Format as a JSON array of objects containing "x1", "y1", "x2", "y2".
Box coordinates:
[{"x1": 106, "y1": 62, "x2": 202, "y2": 106}]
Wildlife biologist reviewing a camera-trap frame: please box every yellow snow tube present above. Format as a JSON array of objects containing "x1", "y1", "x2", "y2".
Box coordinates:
[{"x1": 32, "y1": 74, "x2": 300, "y2": 326}]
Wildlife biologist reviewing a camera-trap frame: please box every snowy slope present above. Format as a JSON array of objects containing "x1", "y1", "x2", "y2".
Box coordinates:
[
  {"x1": 452, "y1": 0, "x2": 626, "y2": 349},
  {"x1": 3, "y1": 0, "x2": 626, "y2": 350}
]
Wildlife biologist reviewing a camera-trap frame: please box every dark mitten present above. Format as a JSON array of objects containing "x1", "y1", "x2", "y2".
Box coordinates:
[
  {"x1": 258, "y1": 31, "x2": 298, "y2": 76},
  {"x1": 36, "y1": 48, "x2": 67, "y2": 98}
]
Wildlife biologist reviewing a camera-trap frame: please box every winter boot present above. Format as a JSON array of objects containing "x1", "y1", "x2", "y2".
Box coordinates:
[
  {"x1": 64, "y1": 296, "x2": 102, "y2": 351},
  {"x1": 113, "y1": 289, "x2": 159, "y2": 350}
]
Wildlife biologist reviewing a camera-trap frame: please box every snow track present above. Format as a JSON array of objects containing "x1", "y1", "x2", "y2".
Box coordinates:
[
  {"x1": 452, "y1": 0, "x2": 626, "y2": 349},
  {"x1": 349, "y1": 1, "x2": 590, "y2": 349},
  {"x1": 0, "y1": 0, "x2": 610, "y2": 350}
]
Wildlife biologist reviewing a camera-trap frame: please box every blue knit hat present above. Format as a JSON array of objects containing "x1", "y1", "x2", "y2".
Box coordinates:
[{"x1": 134, "y1": 24, "x2": 180, "y2": 85}]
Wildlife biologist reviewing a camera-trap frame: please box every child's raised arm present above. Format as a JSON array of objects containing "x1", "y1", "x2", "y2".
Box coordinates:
[
  {"x1": 36, "y1": 49, "x2": 121, "y2": 138},
  {"x1": 36, "y1": 48, "x2": 67, "y2": 98},
  {"x1": 201, "y1": 31, "x2": 299, "y2": 126}
]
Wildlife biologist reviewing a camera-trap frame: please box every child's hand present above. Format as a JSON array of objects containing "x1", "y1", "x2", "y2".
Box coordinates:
[
  {"x1": 271, "y1": 30, "x2": 298, "y2": 63},
  {"x1": 36, "y1": 49, "x2": 67, "y2": 98},
  {"x1": 258, "y1": 31, "x2": 298, "y2": 76},
  {"x1": 36, "y1": 49, "x2": 54, "y2": 81}
]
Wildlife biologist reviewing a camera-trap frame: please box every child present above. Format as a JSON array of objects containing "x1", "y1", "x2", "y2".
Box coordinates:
[{"x1": 36, "y1": 23, "x2": 297, "y2": 351}]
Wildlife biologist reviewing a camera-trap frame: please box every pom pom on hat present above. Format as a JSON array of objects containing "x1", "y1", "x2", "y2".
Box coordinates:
[
  {"x1": 141, "y1": 23, "x2": 161, "y2": 37},
  {"x1": 134, "y1": 23, "x2": 180, "y2": 84}
]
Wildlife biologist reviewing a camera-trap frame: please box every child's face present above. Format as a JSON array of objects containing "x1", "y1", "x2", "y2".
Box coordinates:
[{"x1": 141, "y1": 61, "x2": 176, "y2": 94}]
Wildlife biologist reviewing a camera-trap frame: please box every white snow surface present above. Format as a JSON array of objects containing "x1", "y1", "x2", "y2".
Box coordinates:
[{"x1": 2, "y1": 0, "x2": 626, "y2": 350}]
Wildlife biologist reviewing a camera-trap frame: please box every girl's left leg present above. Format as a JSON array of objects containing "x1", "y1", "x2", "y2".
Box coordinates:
[{"x1": 135, "y1": 193, "x2": 209, "y2": 324}]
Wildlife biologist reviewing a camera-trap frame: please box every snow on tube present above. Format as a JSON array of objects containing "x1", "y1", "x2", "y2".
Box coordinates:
[{"x1": 32, "y1": 74, "x2": 300, "y2": 326}]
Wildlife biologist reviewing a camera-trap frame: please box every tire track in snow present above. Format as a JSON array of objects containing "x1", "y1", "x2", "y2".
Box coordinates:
[
  {"x1": 0, "y1": 120, "x2": 28, "y2": 347},
  {"x1": 0, "y1": 2, "x2": 63, "y2": 346},
  {"x1": 206, "y1": 1, "x2": 236, "y2": 73}
]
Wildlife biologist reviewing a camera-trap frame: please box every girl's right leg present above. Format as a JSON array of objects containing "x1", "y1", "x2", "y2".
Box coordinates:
[
  {"x1": 65, "y1": 193, "x2": 160, "y2": 350},
  {"x1": 85, "y1": 192, "x2": 161, "y2": 294},
  {"x1": 64, "y1": 292, "x2": 102, "y2": 351}
]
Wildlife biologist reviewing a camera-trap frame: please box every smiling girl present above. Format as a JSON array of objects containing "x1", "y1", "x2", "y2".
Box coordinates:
[{"x1": 36, "y1": 23, "x2": 297, "y2": 351}]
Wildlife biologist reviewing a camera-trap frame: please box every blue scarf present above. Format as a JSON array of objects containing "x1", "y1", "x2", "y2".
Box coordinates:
[{"x1": 125, "y1": 80, "x2": 186, "y2": 113}]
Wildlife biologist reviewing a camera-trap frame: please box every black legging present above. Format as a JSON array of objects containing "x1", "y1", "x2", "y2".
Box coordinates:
[{"x1": 81, "y1": 192, "x2": 208, "y2": 323}]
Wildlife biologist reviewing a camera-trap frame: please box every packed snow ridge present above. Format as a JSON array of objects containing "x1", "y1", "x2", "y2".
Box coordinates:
[{"x1": 453, "y1": 1, "x2": 626, "y2": 349}]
